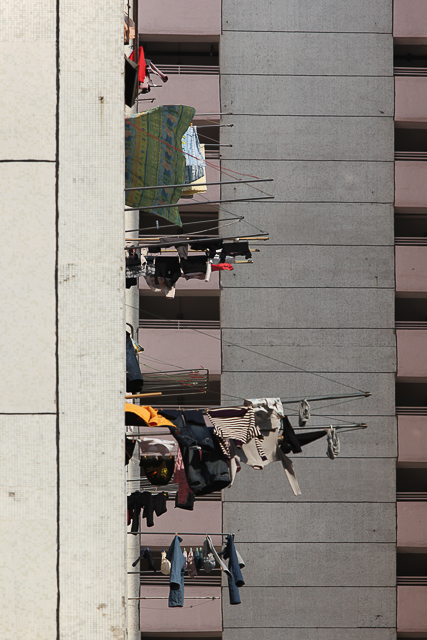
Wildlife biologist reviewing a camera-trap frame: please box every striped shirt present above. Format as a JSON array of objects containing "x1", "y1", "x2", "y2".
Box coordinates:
[{"x1": 207, "y1": 406, "x2": 267, "y2": 461}]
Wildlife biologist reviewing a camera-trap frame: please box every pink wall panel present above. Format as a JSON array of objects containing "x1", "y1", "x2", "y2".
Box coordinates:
[
  {"x1": 137, "y1": 500, "x2": 222, "y2": 548},
  {"x1": 139, "y1": 585, "x2": 222, "y2": 634},
  {"x1": 395, "y1": 77, "x2": 427, "y2": 124},
  {"x1": 144, "y1": 74, "x2": 220, "y2": 119},
  {"x1": 394, "y1": 0, "x2": 427, "y2": 40},
  {"x1": 397, "y1": 330, "x2": 427, "y2": 379},
  {"x1": 398, "y1": 586, "x2": 427, "y2": 633},
  {"x1": 395, "y1": 161, "x2": 427, "y2": 212},
  {"x1": 395, "y1": 246, "x2": 427, "y2": 293},
  {"x1": 138, "y1": 328, "x2": 221, "y2": 373},
  {"x1": 139, "y1": 0, "x2": 221, "y2": 37},
  {"x1": 398, "y1": 415, "x2": 427, "y2": 463},
  {"x1": 398, "y1": 503, "x2": 427, "y2": 549}
]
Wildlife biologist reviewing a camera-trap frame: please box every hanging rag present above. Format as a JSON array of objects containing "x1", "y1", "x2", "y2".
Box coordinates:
[
  {"x1": 299, "y1": 398, "x2": 311, "y2": 426},
  {"x1": 124, "y1": 55, "x2": 139, "y2": 108},
  {"x1": 211, "y1": 263, "x2": 233, "y2": 271},
  {"x1": 125, "y1": 404, "x2": 176, "y2": 428},
  {"x1": 222, "y1": 535, "x2": 245, "y2": 605},
  {"x1": 129, "y1": 45, "x2": 146, "y2": 85},
  {"x1": 125, "y1": 105, "x2": 195, "y2": 225},
  {"x1": 161, "y1": 550, "x2": 171, "y2": 576},
  {"x1": 244, "y1": 397, "x2": 284, "y2": 419},
  {"x1": 139, "y1": 437, "x2": 175, "y2": 457},
  {"x1": 208, "y1": 406, "x2": 267, "y2": 462},
  {"x1": 297, "y1": 429, "x2": 328, "y2": 448},
  {"x1": 125, "y1": 438, "x2": 136, "y2": 466},
  {"x1": 140, "y1": 456, "x2": 175, "y2": 486},
  {"x1": 182, "y1": 125, "x2": 206, "y2": 184},
  {"x1": 219, "y1": 241, "x2": 252, "y2": 263},
  {"x1": 326, "y1": 426, "x2": 340, "y2": 459},
  {"x1": 181, "y1": 144, "x2": 207, "y2": 196},
  {"x1": 162, "y1": 409, "x2": 230, "y2": 496},
  {"x1": 180, "y1": 255, "x2": 207, "y2": 280},
  {"x1": 132, "y1": 547, "x2": 156, "y2": 572},
  {"x1": 126, "y1": 331, "x2": 144, "y2": 394},
  {"x1": 166, "y1": 535, "x2": 185, "y2": 607},
  {"x1": 173, "y1": 446, "x2": 194, "y2": 509},
  {"x1": 279, "y1": 416, "x2": 302, "y2": 454},
  {"x1": 203, "y1": 535, "x2": 231, "y2": 577},
  {"x1": 194, "y1": 548, "x2": 204, "y2": 574},
  {"x1": 227, "y1": 402, "x2": 302, "y2": 496}
]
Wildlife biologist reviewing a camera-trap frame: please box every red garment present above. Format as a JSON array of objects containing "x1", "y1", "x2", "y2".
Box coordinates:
[
  {"x1": 211, "y1": 263, "x2": 234, "y2": 271},
  {"x1": 129, "y1": 46, "x2": 146, "y2": 84}
]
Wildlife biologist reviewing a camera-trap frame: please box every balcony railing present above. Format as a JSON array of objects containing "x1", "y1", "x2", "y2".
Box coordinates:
[
  {"x1": 156, "y1": 64, "x2": 219, "y2": 75},
  {"x1": 395, "y1": 152, "x2": 427, "y2": 161},
  {"x1": 395, "y1": 67, "x2": 427, "y2": 76},
  {"x1": 396, "y1": 321, "x2": 427, "y2": 329},
  {"x1": 398, "y1": 577, "x2": 427, "y2": 585},
  {"x1": 395, "y1": 237, "x2": 427, "y2": 245},
  {"x1": 140, "y1": 319, "x2": 220, "y2": 330},
  {"x1": 397, "y1": 492, "x2": 427, "y2": 501},
  {"x1": 397, "y1": 407, "x2": 427, "y2": 415}
]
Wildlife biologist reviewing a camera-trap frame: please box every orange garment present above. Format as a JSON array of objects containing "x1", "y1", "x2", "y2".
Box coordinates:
[{"x1": 125, "y1": 404, "x2": 175, "y2": 428}]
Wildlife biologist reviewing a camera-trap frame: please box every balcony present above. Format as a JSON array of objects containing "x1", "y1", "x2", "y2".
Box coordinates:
[
  {"x1": 138, "y1": 0, "x2": 221, "y2": 40},
  {"x1": 395, "y1": 75, "x2": 427, "y2": 125},
  {"x1": 139, "y1": 66, "x2": 220, "y2": 116},
  {"x1": 398, "y1": 586, "x2": 427, "y2": 634},
  {"x1": 398, "y1": 414, "x2": 427, "y2": 464},
  {"x1": 394, "y1": 0, "x2": 427, "y2": 43},
  {"x1": 395, "y1": 161, "x2": 427, "y2": 213},
  {"x1": 138, "y1": 321, "x2": 221, "y2": 374},
  {"x1": 395, "y1": 245, "x2": 427, "y2": 294},
  {"x1": 398, "y1": 503, "x2": 427, "y2": 552},
  {"x1": 397, "y1": 329, "x2": 427, "y2": 380}
]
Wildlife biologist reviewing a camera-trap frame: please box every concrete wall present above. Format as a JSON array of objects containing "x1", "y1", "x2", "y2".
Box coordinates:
[
  {"x1": 0, "y1": 1, "x2": 126, "y2": 639},
  {"x1": 220, "y1": 0, "x2": 396, "y2": 637}
]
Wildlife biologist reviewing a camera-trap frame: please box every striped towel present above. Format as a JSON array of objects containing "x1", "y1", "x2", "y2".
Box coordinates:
[
  {"x1": 125, "y1": 105, "x2": 195, "y2": 226},
  {"x1": 207, "y1": 407, "x2": 267, "y2": 461}
]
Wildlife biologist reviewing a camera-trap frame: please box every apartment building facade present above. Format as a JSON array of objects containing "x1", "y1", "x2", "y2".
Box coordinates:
[{"x1": 3, "y1": 0, "x2": 427, "y2": 639}]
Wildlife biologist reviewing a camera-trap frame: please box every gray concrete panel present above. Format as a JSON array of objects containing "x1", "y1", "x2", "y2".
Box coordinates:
[
  {"x1": 0, "y1": 162, "x2": 56, "y2": 413},
  {"x1": 220, "y1": 372, "x2": 395, "y2": 416},
  {"x1": 0, "y1": 415, "x2": 57, "y2": 640},
  {"x1": 218, "y1": 203, "x2": 394, "y2": 247},
  {"x1": 222, "y1": 0, "x2": 392, "y2": 33},
  {"x1": 220, "y1": 33, "x2": 393, "y2": 76},
  {"x1": 222, "y1": 587, "x2": 395, "y2": 628},
  {"x1": 222, "y1": 328, "x2": 396, "y2": 373},
  {"x1": 220, "y1": 245, "x2": 395, "y2": 289},
  {"x1": 221, "y1": 76, "x2": 394, "y2": 116},
  {"x1": 223, "y1": 502, "x2": 396, "y2": 542},
  {"x1": 220, "y1": 288, "x2": 395, "y2": 329},
  {"x1": 221, "y1": 116, "x2": 394, "y2": 162},
  {"x1": 223, "y1": 458, "x2": 396, "y2": 502},
  {"x1": 230, "y1": 542, "x2": 396, "y2": 586},
  {"x1": 219, "y1": 160, "x2": 394, "y2": 203},
  {"x1": 224, "y1": 630, "x2": 396, "y2": 640}
]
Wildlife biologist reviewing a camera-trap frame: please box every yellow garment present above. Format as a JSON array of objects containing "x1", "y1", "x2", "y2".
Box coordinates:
[
  {"x1": 125, "y1": 404, "x2": 175, "y2": 428},
  {"x1": 181, "y1": 144, "x2": 207, "y2": 196}
]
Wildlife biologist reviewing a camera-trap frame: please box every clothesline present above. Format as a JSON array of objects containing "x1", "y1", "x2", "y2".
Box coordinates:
[
  {"x1": 283, "y1": 391, "x2": 371, "y2": 404},
  {"x1": 127, "y1": 531, "x2": 229, "y2": 536},
  {"x1": 125, "y1": 423, "x2": 367, "y2": 438},
  {"x1": 126, "y1": 232, "x2": 269, "y2": 247},
  {"x1": 124, "y1": 194, "x2": 274, "y2": 212},
  {"x1": 124, "y1": 177, "x2": 273, "y2": 192},
  {"x1": 129, "y1": 596, "x2": 219, "y2": 600}
]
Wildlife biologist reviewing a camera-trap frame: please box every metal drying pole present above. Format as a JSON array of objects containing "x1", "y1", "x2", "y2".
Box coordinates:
[
  {"x1": 281, "y1": 391, "x2": 371, "y2": 404},
  {"x1": 124, "y1": 177, "x2": 273, "y2": 191},
  {"x1": 124, "y1": 195, "x2": 274, "y2": 211}
]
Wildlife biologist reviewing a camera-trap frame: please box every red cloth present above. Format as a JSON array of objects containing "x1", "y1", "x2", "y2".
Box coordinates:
[
  {"x1": 211, "y1": 263, "x2": 234, "y2": 271},
  {"x1": 129, "y1": 46, "x2": 146, "y2": 84}
]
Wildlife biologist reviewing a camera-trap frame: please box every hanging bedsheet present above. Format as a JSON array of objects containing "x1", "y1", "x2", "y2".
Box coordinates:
[{"x1": 125, "y1": 105, "x2": 195, "y2": 226}]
